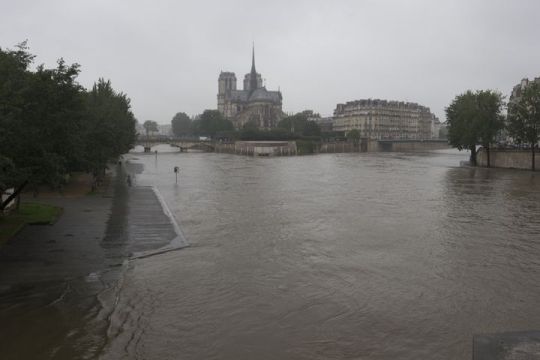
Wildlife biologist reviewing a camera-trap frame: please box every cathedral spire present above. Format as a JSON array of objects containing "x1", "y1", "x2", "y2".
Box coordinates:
[
  {"x1": 249, "y1": 43, "x2": 258, "y2": 92},
  {"x1": 251, "y1": 42, "x2": 256, "y2": 73}
]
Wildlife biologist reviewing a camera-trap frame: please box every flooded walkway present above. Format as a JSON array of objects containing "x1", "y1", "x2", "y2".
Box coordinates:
[{"x1": 0, "y1": 162, "x2": 186, "y2": 359}]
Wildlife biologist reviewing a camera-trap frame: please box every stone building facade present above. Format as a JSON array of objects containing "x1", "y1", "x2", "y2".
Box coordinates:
[
  {"x1": 333, "y1": 99, "x2": 433, "y2": 140},
  {"x1": 509, "y1": 77, "x2": 540, "y2": 104},
  {"x1": 506, "y1": 77, "x2": 540, "y2": 144},
  {"x1": 217, "y1": 48, "x2": 284, "y2": 129}
]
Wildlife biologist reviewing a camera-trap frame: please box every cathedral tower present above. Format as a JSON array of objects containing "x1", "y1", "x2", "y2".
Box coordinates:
[
  {"x1": 218, "y1": 72, "x2": 237, "y2": 117},
  {"x1": 243, "y1": 45, "x2": 262, "y2": 91}
]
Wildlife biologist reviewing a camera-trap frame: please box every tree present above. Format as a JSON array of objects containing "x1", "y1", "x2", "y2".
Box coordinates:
[
  {"x1": 439, "y1": 126, "x2": 448, "y2": 140},
  {"x1": 278, "y1": 113, "x2": 308, "y2": 134},
  {"x1": 83, "y1": 79, "x2": 137, "y2": 181},
  {"x1": 198, "y1": 110, "x2": 233, "y2": 137},
  {"x1": 346, "y1": 129, "x2": 360, "y2": 144},
  {"x1": 143, "y1": 120, "x2": 159, "y2": 138},
  {"x1": 507, "y1": 81, "x2": 540, "y2": 171},
  {"x1": 0, "y1": 46, "x2": 87, "y2": 190},
  {"x1": 303, "y1": 120, "x2": 321, "y2": 137},
  {"x1": 476, "y1": 90, "x2": 505, "y2": 167},
  {"x1": 446, "y1": 90, "x2": 504, "y2": 167},
  {"x1": 171, "y1": 112, "x2": 191, "y2": 137},
  {"x1": 0, "y1": 43, "x2": 137, "y2": 193}
]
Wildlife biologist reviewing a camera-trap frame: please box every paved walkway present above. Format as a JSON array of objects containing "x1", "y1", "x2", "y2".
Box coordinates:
[{"x1": 0, "y1": 162, "x2": 186, "y2": 359}]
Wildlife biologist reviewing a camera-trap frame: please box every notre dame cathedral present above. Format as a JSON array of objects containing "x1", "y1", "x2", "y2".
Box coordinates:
[{"x1": 217, "y1": 47, "x2": 284, "y2": 129}]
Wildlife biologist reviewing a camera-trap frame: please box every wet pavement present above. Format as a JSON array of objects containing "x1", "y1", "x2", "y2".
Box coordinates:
[{"x1": 0, "y1": 162, "x2": 186, "y2": 359}]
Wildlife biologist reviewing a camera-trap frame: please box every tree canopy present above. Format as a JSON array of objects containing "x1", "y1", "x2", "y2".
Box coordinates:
[
  {"x1": 507, "y1": 81, "x2": 540, "y2": 170},
  {"x1": 446, "y1": 90, "x2": 504, "y2": 166},
  {"x1": 171, "y1": 112, "x2": 191, "y2": 137},
  {"x1": 143, "y1": 120, "x2": 159, "y2": 137},
  {"x1": 0, "y1": 42, "x2": 136, "y2": 197},
  {"x1": 278, "y1": 112, "x2": 321, "y2": 137},
  {"x1": 194, "y1": 110, "x2": 233, "y2": 137},
  {"x1": 346, "y1": 129, "x2": 360, "y2": 143}
]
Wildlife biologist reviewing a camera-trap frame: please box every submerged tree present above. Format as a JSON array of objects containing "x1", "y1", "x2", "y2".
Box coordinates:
[
  {"x1": 476, "y1": 90, "x2": 505, "y2": 167},
  {"x1": 446, "y1": 91, "x2": 480, "y2": 165},
  {"x1": 507, "y1": 81, "x2": 540, "y2": 171},
  {"x1": 446, "y1": 90, "x2": 504, "y2": 167},
  {"x1": 346, "y1": 129, "x2": 360, "y2": 144}
]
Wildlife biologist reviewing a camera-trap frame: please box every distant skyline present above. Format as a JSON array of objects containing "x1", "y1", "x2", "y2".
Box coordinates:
[{"x1": 2, "y1": 0, "x2": 540, "y2": 124}]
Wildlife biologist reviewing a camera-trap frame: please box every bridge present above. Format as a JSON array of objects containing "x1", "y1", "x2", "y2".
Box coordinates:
[{"x1": 135, "y1": 137, "x2": 215, "y2": 152}]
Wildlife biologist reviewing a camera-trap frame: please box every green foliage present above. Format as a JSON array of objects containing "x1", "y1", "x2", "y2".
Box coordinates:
[
  {"x1": 278, "y1": 112, "x2": 321, "y2": 137},
  {"x1": 446, "y1": 90, "x2": 505, "y2": 165},
  {"x1": 197, "y1": 110, "x2": 233, "y2": 137},
  {"x1": 278, "y1": 113, "x2": 306, "y2": 134},
  {"x1": 16, "y1": 202, "x2": 62, "y2": 224},
  {"x1": 239, "y1": 127, "x2": 294, "y2": 141},
  {"x1": 304, "y1": 120, "x2": 321, "y2": 137},
  {"x1": 83, "y1": 79, "x2": 137, "y2": 176},
  {"x1": 0, "y1": 202, "x2": 62, "y2": 244},
  {"x1": 439, "y1": 126, "x2": 448, "y2": 139},
  {"x1": 0, "y1": 43, "x2": 137, "y2": 190},
  {"x1": 171, "y1": 112, "x2": 191, "y2": 137},
  {"x1": 476, "y1": 91, "x2": 505, "y2": 147},
  {"x1": 446, "y1": 91, "x2": 479, "y2": 151},
  {"x1": 507, "y1": 82, "x2": 540, "y2": 170},
  {"x1": 143, "y1": 120, "x2": 159, "y2": 137},
  {"x1": 346, "y1": 129, "x2": 360, "y2": 143},
  {"x1": 296, "y1": 140, "x2": 318, "y2": 155},
  {"x1": 507, "y1": 82, "x2": 540, "y2": 147}
]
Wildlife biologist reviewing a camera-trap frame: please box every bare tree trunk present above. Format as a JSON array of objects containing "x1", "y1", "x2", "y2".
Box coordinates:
[
  {"x1": 532, "y1": 144, "x2": 536, "y2": 171},
  {"x1": 0, "y1": 180, "x2": 28, "y2": 211},
  {"x1": 470, "y1": 145, "x2": 477, "y2": 166},
  {"x1": 486, "y1": 145, "x2": 491, "y2": 168}
]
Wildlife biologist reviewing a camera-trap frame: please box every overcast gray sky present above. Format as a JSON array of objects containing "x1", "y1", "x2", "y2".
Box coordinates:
[{"x1": 1, "y1": 0, "x2": 539, "y2": 123}]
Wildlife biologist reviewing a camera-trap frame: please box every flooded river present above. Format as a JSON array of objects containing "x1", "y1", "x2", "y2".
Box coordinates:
[
  {"x1": 3, "y1": 148, "x2": 540, "y2": 359},
  {"x1": 103, "y1": 148, "x2": 540, "y2": 359}
]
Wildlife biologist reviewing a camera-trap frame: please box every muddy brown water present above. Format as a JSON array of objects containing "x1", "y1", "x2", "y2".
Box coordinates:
[{"x1": 3, "y1": 148, "x2": 540, "y2": 359}]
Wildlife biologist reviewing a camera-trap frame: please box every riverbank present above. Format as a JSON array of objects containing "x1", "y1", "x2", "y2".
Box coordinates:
[{"x1": 0, "y1": 160, "x2": 187, "y2": 359}]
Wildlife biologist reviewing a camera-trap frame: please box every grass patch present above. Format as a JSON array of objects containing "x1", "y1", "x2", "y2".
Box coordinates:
[
  {"x1": 17, "y1": 203, "x2": 63, "y2": 225},
  {"x1": 0, "y1": 202, "x2": 63, "y2": 245}
]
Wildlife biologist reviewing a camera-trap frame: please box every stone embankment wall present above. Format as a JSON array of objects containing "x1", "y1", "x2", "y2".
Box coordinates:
[
  {"x1": 319, "y1": 142, "x2": 360, "y2": 153},
  {"x1": 320, "y1": 139, "x2": 449, "y2": 153},
  {"x1": 477, "y1": 148, "x2": 540, "y2": 170},
  {"x1": 215, "y1": 141, "x2": 297, "y2": 156},
  {"x1": 384, "y1": 140, "x2": 450, "y2": 152},
  {"x1": 216, "y1": 139, "x2": 450, "y2": 156}
]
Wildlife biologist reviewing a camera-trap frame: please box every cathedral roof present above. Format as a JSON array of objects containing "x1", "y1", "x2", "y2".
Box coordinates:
[{"x1": 248, "y1": 87, "x2": 282, "y2": 103}]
